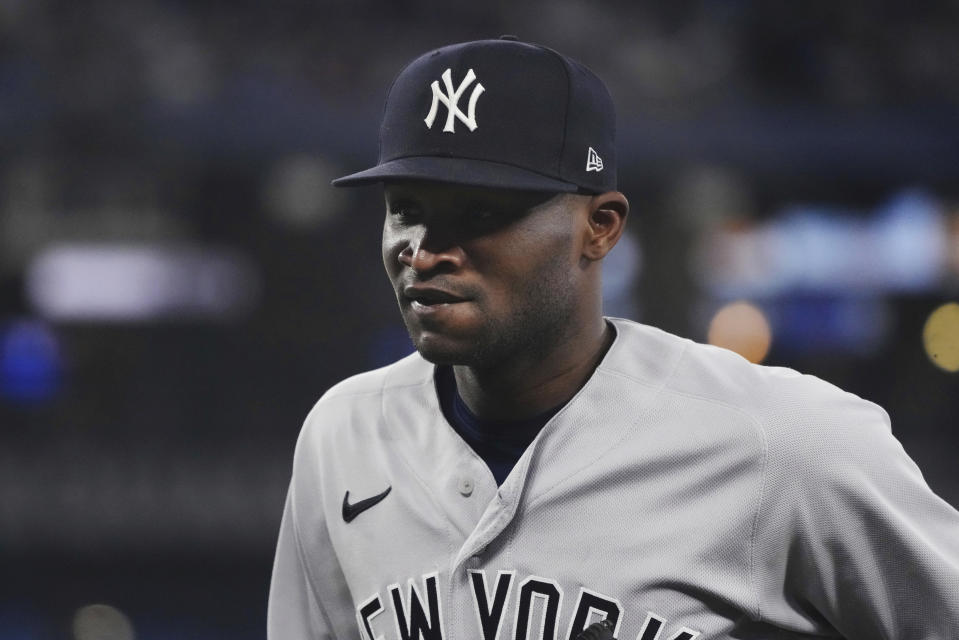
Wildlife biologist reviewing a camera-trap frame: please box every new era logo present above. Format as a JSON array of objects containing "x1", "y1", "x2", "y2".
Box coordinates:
[
  {"x1": 424, "y1": 68, "x2": 485, "y2": 133},
  {"x1": 586, "y1": 147, "x2": 604, "y2": 172}
]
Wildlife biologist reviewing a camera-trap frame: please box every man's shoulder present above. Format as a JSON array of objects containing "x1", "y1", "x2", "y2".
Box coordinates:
[
  {"x1": 319, "y1": 350, "x2": 433, "y2": 403},
  {"x1": 306, "y1": 351, "x2": 435, "y2": 427},
  {"x1": 606, "y1": 317, "x2": 890, "y2": 441},
  {"x1": 608, "y1": 318, "x2": 894, "y2": 498},
  {"x1": 293, "y1": 351, "x2": 435, "y2": 451}
]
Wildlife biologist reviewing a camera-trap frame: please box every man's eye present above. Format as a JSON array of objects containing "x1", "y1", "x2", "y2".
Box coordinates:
[
  {"x1": 389, "y1": 206, "x2": 421, "y2": 223},
  {"x1": 469, "y1": 209, "x2": 507, "y2": 227}
]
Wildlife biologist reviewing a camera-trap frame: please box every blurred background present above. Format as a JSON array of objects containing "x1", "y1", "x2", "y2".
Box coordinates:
[{"x1": 2, "y1": 1, "x2": 959, "y2": 638}]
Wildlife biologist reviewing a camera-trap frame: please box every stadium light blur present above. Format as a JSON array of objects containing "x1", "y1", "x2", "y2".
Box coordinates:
[
  {"x1": 707, "y1": 300, "x2": 772, "y2": 364},
  {"x1": 923, "y1": 302, "x2": 959, "y2": 373},
  {"x1": 26, "y1": 243, "x2": 259, "y2": 322},
  {"x1": 0, "y1": 319, "x2": 61, "y2": 402},
  {"x1": 72, "y1": 604, "x2": 134, "y2": 640},
  {"x1": 263, "y1": 154, "x2": 347, "y2": 229},
  {"x1": 693, "y1": 189, "x2": 947, "y2": 297}
]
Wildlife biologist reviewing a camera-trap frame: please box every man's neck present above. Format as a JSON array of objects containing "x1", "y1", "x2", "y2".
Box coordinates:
[{"x1": 452, "y1": 318, "x2": 614, "y2": 421}]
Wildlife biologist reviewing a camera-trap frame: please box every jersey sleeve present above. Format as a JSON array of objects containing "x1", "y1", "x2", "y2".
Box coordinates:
[
  {"x1": 754, "y1": 398, "x2": 959, "y2": 638},
  {"x1": 268, "y1": 408, "x2": 358, "y2": 640},
  {"x1": 268, "y1": 487, "x2": 328, "y2": 639}
]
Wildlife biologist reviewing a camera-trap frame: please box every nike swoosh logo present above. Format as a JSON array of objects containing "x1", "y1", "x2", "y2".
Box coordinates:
[{"x1": 342, "y1": 486, "x2": 392, "y2": 523}]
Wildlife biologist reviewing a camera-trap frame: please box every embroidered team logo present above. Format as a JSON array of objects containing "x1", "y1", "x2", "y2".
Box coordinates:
[
  {"x1": 586, "y1": 147, "x2": 604, "y2": 172},
  {"x1": 424, "y1": 68, "x2": 485, "y2": 133}
]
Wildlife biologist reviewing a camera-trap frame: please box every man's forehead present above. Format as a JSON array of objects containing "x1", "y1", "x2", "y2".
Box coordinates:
[{"x1": 384, "y1": 182, "x2": 559, "y2": 208}]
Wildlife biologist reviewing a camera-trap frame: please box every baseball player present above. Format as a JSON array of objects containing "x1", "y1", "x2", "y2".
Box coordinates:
[{"x1": 268, "y1": 38, "x2": 959, "y2": 640}]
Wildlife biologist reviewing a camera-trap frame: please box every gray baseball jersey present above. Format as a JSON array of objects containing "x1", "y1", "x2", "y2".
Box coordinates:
[{"x1": 268, "y1": 317, "x2": 959, "y2": 640}]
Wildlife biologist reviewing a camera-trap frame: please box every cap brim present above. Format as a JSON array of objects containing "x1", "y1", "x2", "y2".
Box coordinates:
[{"x1": 331, "y1": 156, "x2": 580, "y2": 192}]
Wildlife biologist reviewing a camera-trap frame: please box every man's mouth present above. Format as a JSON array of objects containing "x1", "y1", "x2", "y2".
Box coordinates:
[{"x1": 402, "y1": 285, "x2": 469, "y2": 307}]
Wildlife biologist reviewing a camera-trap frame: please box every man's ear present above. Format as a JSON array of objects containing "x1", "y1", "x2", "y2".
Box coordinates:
[{"x1": 583, "y1": 191, "x2": 629, "y2": 261}]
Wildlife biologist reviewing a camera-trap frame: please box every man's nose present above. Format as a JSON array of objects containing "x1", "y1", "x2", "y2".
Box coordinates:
[{"x1": 398, "y1": 225, "x2": 465, "y2": 274}]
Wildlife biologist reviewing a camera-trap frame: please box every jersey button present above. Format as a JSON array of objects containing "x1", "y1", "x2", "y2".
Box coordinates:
[{"x1": 457, "y1": 476, "x2": 474, "y2": 497}]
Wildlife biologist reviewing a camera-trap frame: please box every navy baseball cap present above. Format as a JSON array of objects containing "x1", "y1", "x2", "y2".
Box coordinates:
[{"x1": 332, "y1": 37, "x2": 617, "y2": 193}]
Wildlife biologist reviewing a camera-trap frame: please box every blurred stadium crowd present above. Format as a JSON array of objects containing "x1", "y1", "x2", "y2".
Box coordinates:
[{"x1": 1, "y1": 1, "x2": 958, "y2": 638}]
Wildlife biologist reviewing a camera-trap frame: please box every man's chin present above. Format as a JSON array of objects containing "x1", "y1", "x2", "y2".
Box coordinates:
[
  {"x1": 410, "y1": 331, "x2": 479, "y2": 366},
  {"x1": 412, "y1": 340, "x2": 470, "y2": 366}
]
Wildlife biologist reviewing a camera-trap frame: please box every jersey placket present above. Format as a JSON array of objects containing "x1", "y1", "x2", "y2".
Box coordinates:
[{"x1": 446, "y1": 442, "x2": 534, "y2": 640}]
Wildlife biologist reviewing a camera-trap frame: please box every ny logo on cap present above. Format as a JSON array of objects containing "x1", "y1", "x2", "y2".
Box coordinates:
[{"x1": 424, "y1": 68, "x2": 485, "y2": 133}]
